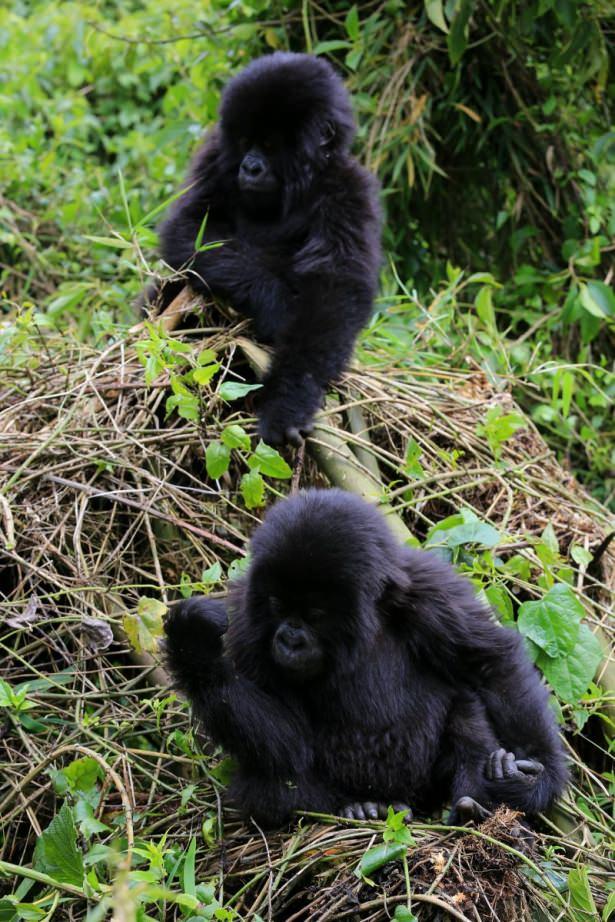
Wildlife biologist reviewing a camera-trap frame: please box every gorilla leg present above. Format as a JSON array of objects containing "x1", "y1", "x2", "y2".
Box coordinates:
[
  {"x1": 444, "y1": 694, "x2": 554, "y2": 824},
  {"x1": 229, "y1": 770, "x2": 335, "y2": 828}
]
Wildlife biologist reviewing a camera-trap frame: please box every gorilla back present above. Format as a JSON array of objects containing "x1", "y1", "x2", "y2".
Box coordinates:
[
  {"x1": 149, "y1": 53, "x2": 382, "y2": 446},
  {"x1": 165, "y1": 490, "x2": 568, "y2": 827}
]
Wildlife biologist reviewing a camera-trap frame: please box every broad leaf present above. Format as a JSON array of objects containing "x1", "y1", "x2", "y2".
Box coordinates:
[
  {"x1": 218, "y1": 381, "x2": 262, "y2": 401},
  {"x1": 205, "y1": 441, "x2": 230, "y2": 480},
  {"x1": 539, "y1": 624, "x2": 602, "y2": 703},
  {"x1": 241, "y1": 470, "x2": 265, "y2": 509},
  {"x1": 123, "y1": 597, "x2": 167, "y2": 654},
  {"x1": 221, "y1": 424, "x2": 251, "y2": 451},
  {"x1": 34, "y1": 803, "x2": 84, "y2": 887},
  {"x1": 248, "y1": 441, "x2": 292, "y2": 479},
  {"x1": 518, "y1": 584, "x2": 584, "y2": 658}
]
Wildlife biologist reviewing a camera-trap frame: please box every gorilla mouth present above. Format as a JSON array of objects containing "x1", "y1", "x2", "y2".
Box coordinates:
[
  {"x1": 272, "y1": 645, "x2": 323, "y2": 678},
  {"x1": 238, "y1": 174, "x2": 279, "y2": 195}
]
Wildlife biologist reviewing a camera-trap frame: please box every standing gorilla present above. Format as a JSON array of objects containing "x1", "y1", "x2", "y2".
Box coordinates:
[
  {"x1": 165, "y1": 490, "x2": 568, "y2": 828},
  {"x1": 147, "y1": 53, "x2": 381, "y2": 445}
]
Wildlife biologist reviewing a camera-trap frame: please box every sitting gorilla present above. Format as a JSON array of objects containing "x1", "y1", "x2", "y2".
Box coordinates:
[
  {"x1": 165, "y1": 490, "x2": 568, "y2": 828},
  {"x1": 146, "y1": 53, "x2": 381, "y2": 446}
]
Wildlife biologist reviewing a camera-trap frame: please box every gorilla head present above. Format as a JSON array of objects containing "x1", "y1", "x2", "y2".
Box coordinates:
[
  {"x1": 219, "y1": 53, "x2": 356, "y2": 213},
  {"x1": 238, "y1": 490, "x2": 409, "y2": 681}
]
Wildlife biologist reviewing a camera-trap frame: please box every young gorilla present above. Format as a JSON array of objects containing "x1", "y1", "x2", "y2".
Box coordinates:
[
  {"x1": 147, "y1": 53, "x2": 381, "y2": 446},
  {"x1": 165, "y1": 490, "x2": 568, "y2": 828}
]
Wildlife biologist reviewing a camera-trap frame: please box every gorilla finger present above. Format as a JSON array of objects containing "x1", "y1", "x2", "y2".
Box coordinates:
[
  {"x1": 392, "y1": 802, "x2": 412, "y2": 822},
  {"x1": 361, "y1": 802, "x2": 379, "y2": 820},
  {"x1": 491, "y1": 748, "x2": 507, "y2": 780},
  {"x1": 502, "y1": 751, "x2": 517, "y2": 777},
  {"x1": 516, "y1": 759, "x2": 544, "y2": 776},
  {"x1": 377, "y1": 803, "x2": 389, "y2": 820},
  {"x1": 352, "y1": 803, "x2": 366, "y2": 821},
  {"x1": 340, "y1": 806, "x2": 355, "y2": 820},
  {"x1": 285, "y1": 426, "x2": 304, "y2": 447}
]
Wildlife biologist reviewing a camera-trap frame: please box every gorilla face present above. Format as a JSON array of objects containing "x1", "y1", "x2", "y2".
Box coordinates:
[
  {"x1": 219, "y1": 52, "x2": 355, "y2": 215},
  {"x1": 271, "y1": 617, "x2": 322, "y2": 677},
  {"x1": 236, "y1": 135, "x2": 283, "y2": 210}
]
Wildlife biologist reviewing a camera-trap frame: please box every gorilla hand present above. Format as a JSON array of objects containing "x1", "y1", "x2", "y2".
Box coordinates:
[
  {"x1": 485, "y1": 749, "x2": 544, "y2": 783},
  {"x1": 164, "y1": 597, "x2": 228, "y2": 688}
]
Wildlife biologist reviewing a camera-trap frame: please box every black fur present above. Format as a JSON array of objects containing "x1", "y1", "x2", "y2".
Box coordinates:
[
  {"x1": 149, "y1": 53, "x2": 381, "y2": 445},
  {"x1": 165, "y1": 490, "x2": 568, "y2": 828}
]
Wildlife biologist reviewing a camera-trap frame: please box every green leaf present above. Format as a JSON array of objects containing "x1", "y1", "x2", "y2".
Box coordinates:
[
  {"x1": 74, "y1": 799, "x2": 109, "y2": 838},
  {"x1": 540, "y1": 624, "x2": 602, "y2": 703},
  {"x1": 356, "y1": 842, "x2": 407, "y2": 878},
  {"x1": 165, "y1": 392, "x2": 200, "y2": 422},
  {"x1": 196, "y1": 349, "x2": 217, "y2": 366},
  {"x1": 394, "y1": 907, "x2": 418, "y2": 922},
  {"x1": 475, "y1": 285, "x2": 495, "y2": 328},
  {"x1": 602, "y1": 889, "x2": 615, "y2": 921},
  {"x1": 424, "y1": 0, "x2": 448, "y2": 31},
  {"x1": 241, "y1": 469, "x2": 265, "y2": 509},
  {"x1": 517, "y1": 584, "x2": 584, "y2": 659},
  {"x1": 183, "y1": 837, "x2": 197, "y2": 898},
  {"x1": 34, "y1": 803, "x2": 84, "y2": 887},
  {"x1": 205, "y1": 441, "x2": 230, "y2": 480},
  {"x1": 228, "y1": 556, "x2": 251, "y2": 582},
  {"x1": 59, "y1": 757, "x2": 102, "y2": 796},
  {"x1": 312, "y1": 40, "x2": 352, "y2": 55},
  {"x1": 447, "y1": 0, "x2": 474, "y2": 65},
  {"x1": 123, "y1": 597, "x2": 167, "y2": 654},
  {"x1": 570, "y1": 545, "x2": 593, "y2": 568},
  {"x1": 221, "y1": 424, "x2": 251, "y2": 451},
  {"x1": 579, "y1": 281, "x2": 615, "y2": 318},
  {"x1": 567, "y1": 866, "x2": 598, "y2": 919},
  {"x1": 383, "y1": 806, "x2": 415, "y2": 845},
  {"x1": 248, "y1": 441, "x2": 292, "y2": 479},
  {"x1": 345, "y1": 5, "x2": 360, "y2": 40},
  {"x1": 83, "y1": 235, "x2": 132, "y2": 249},
  {"x1": 218, "y1": 381, "x2": 262, "y2": 401},
  {"x1": 426, "y1": 509, "x2": 500, "y2": 549},
  {"x1": 201, "y1": 562, "x2": 222, "y2": 585},
  {"x1": 192, "y1": 363, "x2": 220, "y2": 385}
]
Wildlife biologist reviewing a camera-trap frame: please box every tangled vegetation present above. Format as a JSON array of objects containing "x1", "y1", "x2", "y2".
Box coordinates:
[{"x1": 0, "y1": 1, "x2": 613, "y2": 920}]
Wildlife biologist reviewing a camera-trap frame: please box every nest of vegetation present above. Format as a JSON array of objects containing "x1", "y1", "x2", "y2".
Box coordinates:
[{"x1": 0, "y1": 289, "x2": 612, "y2": 920}]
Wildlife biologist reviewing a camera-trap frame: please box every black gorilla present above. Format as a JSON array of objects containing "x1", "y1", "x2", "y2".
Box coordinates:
[
  {"x1": 165, "y1": 490, "x2": 567, "y2": 828},
  {"x1": 148, "y1": 53, "x2": 381, "y2": 445}
]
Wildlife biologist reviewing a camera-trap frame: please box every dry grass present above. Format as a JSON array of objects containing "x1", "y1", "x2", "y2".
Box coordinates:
[{"x1": 0, "y1": 291, "x2": 612, "y2": 919}]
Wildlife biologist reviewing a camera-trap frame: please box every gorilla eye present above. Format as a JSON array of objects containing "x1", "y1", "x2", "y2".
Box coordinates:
[
  {"x1": 320, "y1": 121, "x2": 336, "y2": 147},
  {"x1": 269, "y1": 596, "x2": 283, "y2": 616}
]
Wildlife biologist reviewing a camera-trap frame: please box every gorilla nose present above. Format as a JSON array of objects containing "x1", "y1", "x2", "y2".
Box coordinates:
[
  {"x1": 242, "y1": 155, "x2": 265, "y2": 178},
  {"x1": 278, "y1": 624, "x2": 305, "y2": 651}
]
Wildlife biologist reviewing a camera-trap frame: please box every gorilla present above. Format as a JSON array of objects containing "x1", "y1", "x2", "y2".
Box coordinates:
[
  {"x1": 146, "y1": 53, "x2": 381, "y2": 446},
  {"x1": 164, "y1": 489, "x2": 568, "y2": 828}
]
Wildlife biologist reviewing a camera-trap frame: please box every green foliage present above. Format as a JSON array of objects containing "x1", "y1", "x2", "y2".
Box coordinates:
[
  {"x1": 34, "y1": 803, "x2": 84, "y2": 887},
  {"x1": 123, "y1": 597, "x2": 167, "y2": 654},
  {"x1": 518, "y1": 584, "x2": 602, "y2": 703}
]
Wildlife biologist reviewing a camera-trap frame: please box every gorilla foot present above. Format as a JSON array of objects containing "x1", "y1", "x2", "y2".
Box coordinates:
[
  {"x1": 340, "y1": 801, "x2": 412, "y2": 822},
  {"x1": 448, "y1": 796, "x2": 491, "y2": 825},
  {"x1": 485, "y1": 749, "x2": 544, "y2": 782}
]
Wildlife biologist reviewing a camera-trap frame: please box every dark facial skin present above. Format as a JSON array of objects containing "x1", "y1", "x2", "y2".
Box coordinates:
[
  {"x1": 237, "y1": 140, "x2": 281, "y2": 212},
  {"x1": 269, "y1": 595, "x2": 325, "y2": 678}
]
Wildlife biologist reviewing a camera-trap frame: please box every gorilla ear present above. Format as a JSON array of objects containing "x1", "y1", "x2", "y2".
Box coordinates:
[
  {"x1": 320, "y1": 120, "x2": 336, "y2": 148},
  {"x1": 378, "y1": 567, "x2": 413, "y2": 617}
]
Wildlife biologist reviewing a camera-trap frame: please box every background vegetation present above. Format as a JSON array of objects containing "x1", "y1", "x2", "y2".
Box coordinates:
[{"x1": 0, "y1": 0, "x2": 613, "y2": 920}]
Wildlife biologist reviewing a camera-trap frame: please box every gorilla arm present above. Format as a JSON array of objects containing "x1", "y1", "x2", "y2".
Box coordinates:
[
  {"x1": 164, "y1": 596, "x2": 310, "y2": 777},
  {"x1": 154, "y1": 134, "x2": 293, "y2": 338},
  {"x1": 257, "y1": 176, "x2": 380, "y2": 445}
]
